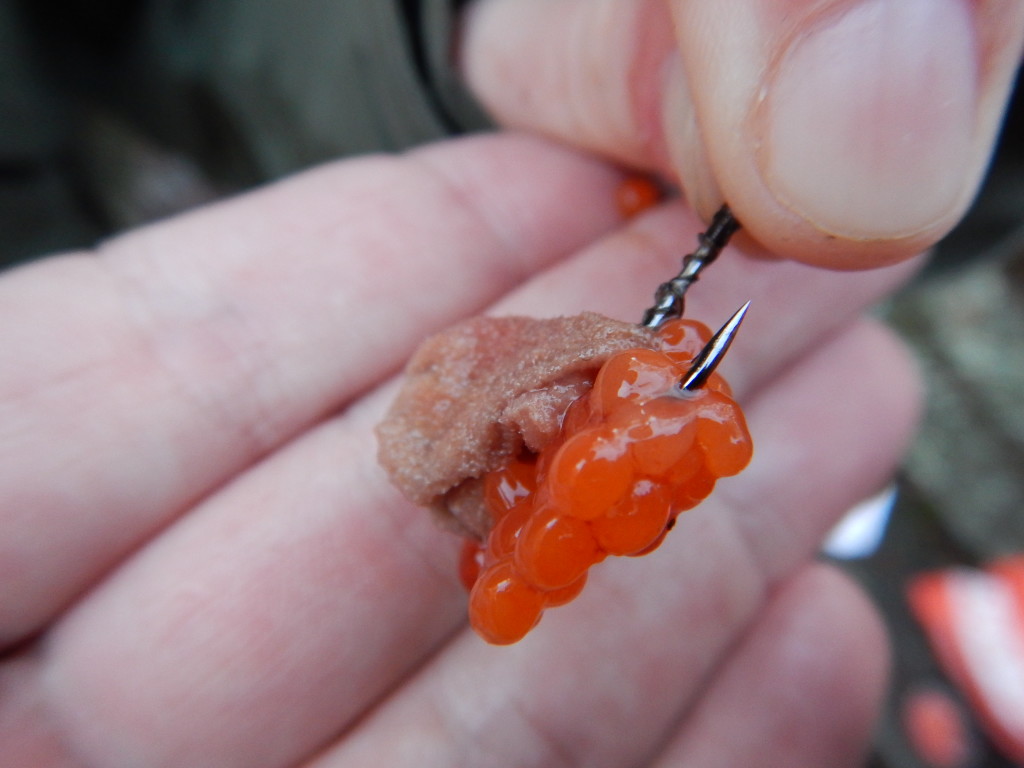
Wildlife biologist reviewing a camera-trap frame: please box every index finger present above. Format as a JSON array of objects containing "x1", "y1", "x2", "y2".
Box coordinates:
[{"x1": 0, "y1": 132, "x2": 626, "y2": 645}]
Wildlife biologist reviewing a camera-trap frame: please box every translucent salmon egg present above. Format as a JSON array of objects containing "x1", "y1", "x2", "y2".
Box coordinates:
[
  {"x1": 671, "y1": 468, "x2": 717, "y2": 513},
  {"x1": 484, "y1": 455, "x2": 538, "y2": 517},
  {"x1": 515, "y1": 505, "x2": 604, "y2": 590},
  {"x1": 657, "y1": 318, "x2": 712, "y2": 364},
  {"x1": 619, "y1": 399, "x2": 700, "y2": 478},
  {"x1": 546, "y1": 428, "x2": 634, "y2": 519},
  {"x1": 468, "y1": 559, "x2": 546, "y2": 645},
  {"x1": 616, "y1": 175, "x2": 662, "y2": 219},
  {"x1": 486, "y1": 500, "x2": 535, "y2": 561},
  {"x1": 591, "y1": 479, "x2": 672, "y2": 555},
  {"x1": 590, "y1": 348, "x2": 679, "y2": 419},
  {"x1": 695, "y1": 393, "x2": 754, "y2": 477},
  {"x1": 542, "y1": 573, "x2": 588, "y2": 607}
]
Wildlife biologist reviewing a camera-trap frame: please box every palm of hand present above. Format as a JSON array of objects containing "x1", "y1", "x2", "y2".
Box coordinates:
[{"x1": 0, "y1": 134, "x2": 919, "y2": 767}]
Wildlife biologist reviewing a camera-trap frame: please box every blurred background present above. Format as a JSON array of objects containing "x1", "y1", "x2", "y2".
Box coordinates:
[{"x1": 1, "y1": 2, "x2": 1022, "y2": 765}]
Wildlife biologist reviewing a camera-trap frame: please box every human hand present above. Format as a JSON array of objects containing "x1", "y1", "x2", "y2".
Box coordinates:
[
  {"x1": 460, "y1": 0, "x2": 1024, "y2": 268},
  {"x1": 0, "y1": 133, "x2": 919, "y2": 766}
]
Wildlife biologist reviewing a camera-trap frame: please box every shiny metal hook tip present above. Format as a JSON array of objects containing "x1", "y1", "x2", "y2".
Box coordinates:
[{"x1": 679, "y1": 301, "x2": 751, "y2": 392}]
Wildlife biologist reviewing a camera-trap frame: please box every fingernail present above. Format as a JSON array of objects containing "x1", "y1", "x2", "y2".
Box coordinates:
[{"x1": 760, "y1": 0, "x2": 977, "y2": 240}]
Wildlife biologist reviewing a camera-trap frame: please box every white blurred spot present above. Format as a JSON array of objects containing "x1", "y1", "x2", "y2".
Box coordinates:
[{"x1": 823, "y1": 485, "x2": 898, "y2": 559}]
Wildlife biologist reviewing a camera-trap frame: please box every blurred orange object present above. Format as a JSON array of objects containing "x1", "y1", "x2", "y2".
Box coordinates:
[
  {"x1": 616, "y1": 175, "x2": 662, "y2": 219},
  {"x1": 907, "y1": 556, "x2": 1024, "y2": 765},
  {"x1": 901, "y1": 686, "x2": 974, "y2": 768}
]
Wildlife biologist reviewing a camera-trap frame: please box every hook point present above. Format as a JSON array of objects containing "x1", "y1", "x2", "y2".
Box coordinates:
[{"x1": 679, "y1": 301, "x2": 751, "y2": 392}]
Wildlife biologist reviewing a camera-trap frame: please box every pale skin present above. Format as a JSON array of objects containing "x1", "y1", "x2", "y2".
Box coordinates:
[{"x1": 1, "y1": 2, "x2": 1022, "y2": 766}]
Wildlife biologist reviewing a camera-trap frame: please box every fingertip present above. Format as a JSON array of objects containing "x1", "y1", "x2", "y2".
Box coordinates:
[
  {"x1": 671, "y1": 0, "x2": 1024, "y2": 269},
  {"x1": 728, "y1": 207, "x2": 941, "y2": 270},
  {"x1": 777, "y1": 564, "x2": 892, "y2": 763},
  {"x1": 653, "y1": 563, "x2": 891, "y2": 768},
  {"x1": 758, "y1": 0, "x2": 976, "y2": 241}
]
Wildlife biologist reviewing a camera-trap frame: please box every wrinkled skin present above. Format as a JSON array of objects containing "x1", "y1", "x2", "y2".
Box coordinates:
[{"x1": 2, "y1": 0, "x2": 1023, "y2": 764}]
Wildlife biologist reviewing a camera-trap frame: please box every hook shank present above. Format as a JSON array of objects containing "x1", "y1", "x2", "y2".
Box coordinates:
[{"x1": 641, "y1": 205, "x2": 740, "y2": 329}]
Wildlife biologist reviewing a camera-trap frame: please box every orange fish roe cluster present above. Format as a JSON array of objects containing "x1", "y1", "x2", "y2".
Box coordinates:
[{"x1": 462, "y1": 318, "x2": 753, "y2": 644}]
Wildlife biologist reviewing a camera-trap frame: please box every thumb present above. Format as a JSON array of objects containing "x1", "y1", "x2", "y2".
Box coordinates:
[{"x1": 461, "y1": 0, "x2": 1024, "y2": 268}]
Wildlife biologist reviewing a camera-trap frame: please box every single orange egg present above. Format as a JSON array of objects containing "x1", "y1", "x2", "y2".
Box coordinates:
[{"x1": 616, "y1": 175, "x2": 662, "y2": 219}]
